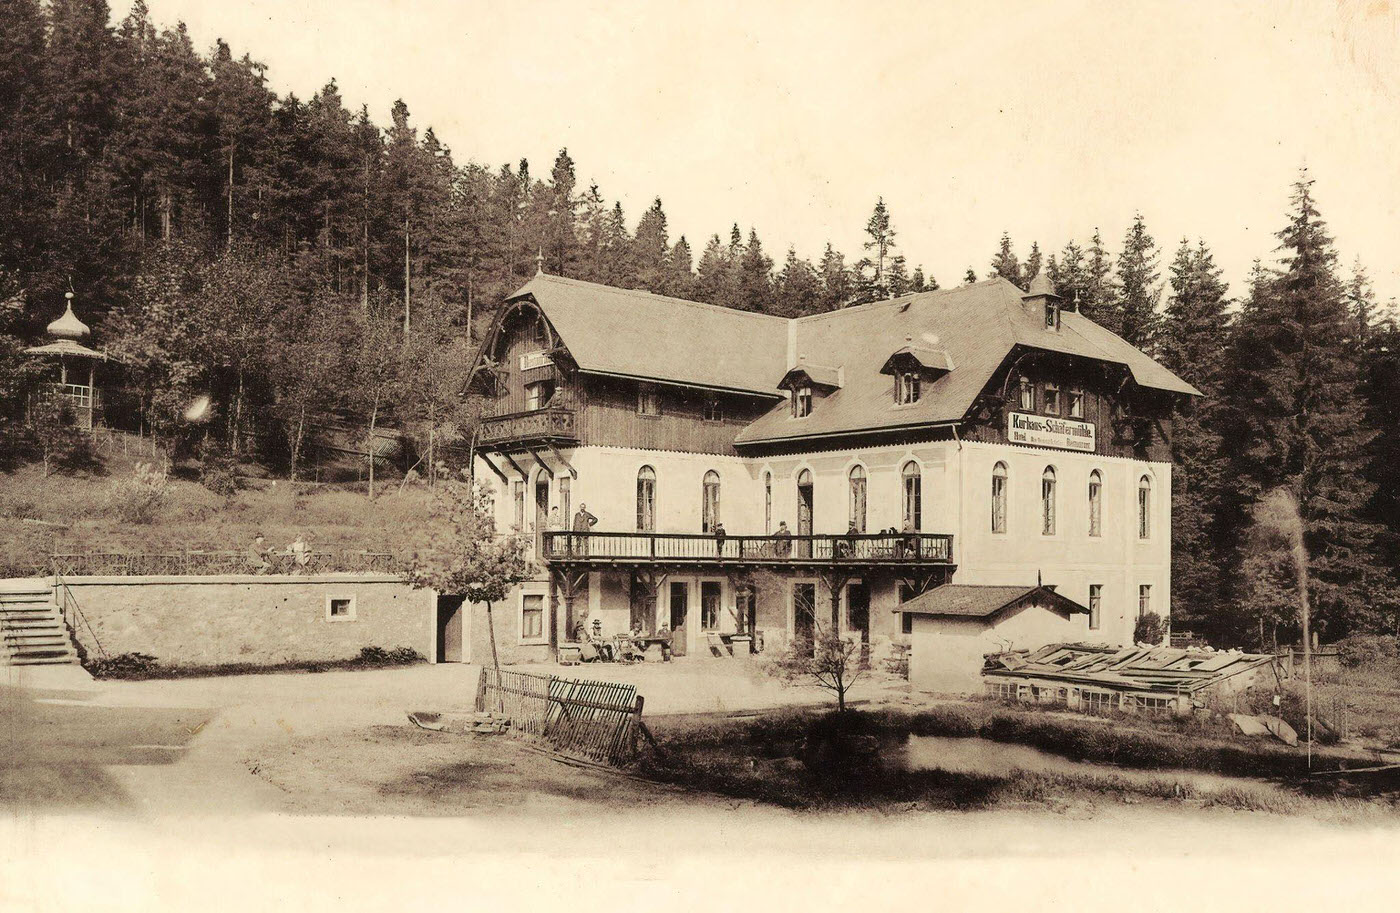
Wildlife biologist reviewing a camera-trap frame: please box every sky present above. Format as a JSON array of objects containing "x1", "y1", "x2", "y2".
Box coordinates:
[{"x1": 114, "y1": 0, "x2": 1400, "y2": 303}]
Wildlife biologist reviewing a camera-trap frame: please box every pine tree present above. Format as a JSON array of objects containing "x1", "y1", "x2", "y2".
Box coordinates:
[
  {"x1": 1113, "y1": 213, "x2": 1162, "y2": 348},
  {"x1": 545, "y1": 148, "x2": 578, "y2": 276},
  {"x1": 817, "y1": 243, "x2": 851, "y2": 310},
  {"x1": 1348, "y1": 258, "x2": 1376, "y2": 347},
  {"x1": 1220, "y1": 172, "x2": 1393, "y2": 639},
  {"x1": 1023, "y1": 241, "x2": 1042, "y2": 281},
  {"x1": 1158, "y1": 238, "x2": 1232, "y2": 639},
  {"x1": 1081, "y1": 228, "x2": 1114, "y2": 325},
  {"x1": 695, "y1": 233, "x2": 732, "y2": 307},
  {"x1": 886, "y1": 254, "x2": 909, "y2": 297},
  {"x1": 988, "y1": 232, "x2": 1021, "y2": 286},
  {"x1": 0, "y1": 0, "x2": 51, "y2": 282},
  {"x1": 633, "y1": 197, "x2": 670, "y2": 294},
  {"x1": 775, "y1": 247, "x2": 821, "y2": 317},
  {"x1": 667, "y1": 235, "x2": 695, "y2": 299},
  {"x1": 735, "y1": 227, "x2": 773, "y2": 311},
  {"x1": 963, "y1": 267, "x2": 978, "y2": 285},
  {"x1": 862, "y1": 197, "x2": 896, "y2": 288}
]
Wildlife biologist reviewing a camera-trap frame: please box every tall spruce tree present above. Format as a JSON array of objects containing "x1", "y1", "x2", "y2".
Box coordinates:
[
  {"x1": 1220, "y1": 173, "x2": 1393, "y2": 639},
  {"x1": 1158, "y1": 238, "x2": 1232, "y2": 639},
  {"x1": 988, "y1": 232, "x2": 1021, "y2": 286},
  {"x1": 1113, "y1": 213, "x2": 1162, "y2": 348}
]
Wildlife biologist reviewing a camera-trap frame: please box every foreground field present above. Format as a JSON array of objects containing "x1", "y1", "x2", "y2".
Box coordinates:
[{"x1": 4, "y1": 662, "x2": 1397, "y2": 826}]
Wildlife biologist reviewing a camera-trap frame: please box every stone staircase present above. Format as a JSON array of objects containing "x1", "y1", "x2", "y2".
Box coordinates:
[{"x1": 0, "y1": 579, "x2": 81, "y2": 666}]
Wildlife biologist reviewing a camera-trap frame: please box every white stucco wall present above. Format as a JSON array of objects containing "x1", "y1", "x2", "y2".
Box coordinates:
[
  {"x1": 475, "y1": 436, "x2": 1173, "y2": 655},
  {"x1": 907, "y1": 602, "x2": 1090, "y2": 694}
]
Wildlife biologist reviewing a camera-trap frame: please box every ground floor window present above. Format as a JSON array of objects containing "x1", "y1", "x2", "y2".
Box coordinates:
[
  {"x1": 1138, "y1": 584, "x2": 1152, "y2": 617},
  {"x1": 1080, "y1": 690, "x2": 1117, "y2": 715},
  {"x1": 1088, "y1": 584, "x2": 1102, "y2": 631},
  {"x1": 792, "y1": 582, "x2": 816, "y2": 644},
  {"x1": 520, "y1": 593, "x2": 545, "y2": 643},
  {"x1": 986, "y1": 681, "x2": 1016, "y2": 701}
]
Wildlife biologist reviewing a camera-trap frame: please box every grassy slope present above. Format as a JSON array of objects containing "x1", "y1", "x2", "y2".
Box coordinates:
[{"x1": 0, "y1": 454, "x2": 444, "y2": 572}]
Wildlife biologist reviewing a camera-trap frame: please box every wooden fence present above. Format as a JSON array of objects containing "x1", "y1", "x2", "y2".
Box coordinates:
[{"x1": 475, "y1": 667, "x2": 644, "y2": 766}]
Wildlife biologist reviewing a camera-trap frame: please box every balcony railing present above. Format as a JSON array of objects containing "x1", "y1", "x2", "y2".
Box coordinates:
[
  {"x1": 541, "y1": 531, "x2": 954, "y2": 565},
  {"x1": 478, "y1": 407, "x2": 578, "y2": 448}
]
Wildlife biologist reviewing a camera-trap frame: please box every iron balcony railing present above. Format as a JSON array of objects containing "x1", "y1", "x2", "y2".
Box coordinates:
[
  {"x1": 541, "y1": 530, "x2": 954, "y2": 565},
  {"x1": 478, "y1": 407, "x2": 578, "y2": 447}
]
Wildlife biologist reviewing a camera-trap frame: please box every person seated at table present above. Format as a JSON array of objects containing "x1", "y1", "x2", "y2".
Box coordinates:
[
  {"x1": 289, "y1": 534, "x2": 313, "y2": 573},
  {"x1": 246, "y1": 534, "x2": 271, "y2": 574},
  {"x1": 655, "y1": 624, "x2": 673, "y2": 661}
]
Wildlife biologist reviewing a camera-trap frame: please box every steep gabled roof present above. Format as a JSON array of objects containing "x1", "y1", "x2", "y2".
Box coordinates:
[
  {"x1": 506, "y1": 274, "x2": 788, "y2": 396},
  {"x1": 894, "y1": 584, "x2": 1089, "y2": 619},
  {"x1": 734, "y1": 278, "x2": 1199, "y2": 445}
]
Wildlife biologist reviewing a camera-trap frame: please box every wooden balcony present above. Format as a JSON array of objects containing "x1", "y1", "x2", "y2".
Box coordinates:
[
  {"x1": 541, "y1": 530, "x2": 954, "y2": 569},
  {"x1": 477, "y1": 407, "x2": 578, "y2": 450}
]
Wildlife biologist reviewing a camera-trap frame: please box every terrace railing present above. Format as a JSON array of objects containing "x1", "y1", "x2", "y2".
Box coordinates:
[
  {"x1": 478, "y1": 407, "x2": 578, "y2": 447},
  {"x1": 48, "y1": 550, "x2": 398, "y2": 578},
  {"x1": 541, "y1": 530, "x2": 954, "y2": 565}
]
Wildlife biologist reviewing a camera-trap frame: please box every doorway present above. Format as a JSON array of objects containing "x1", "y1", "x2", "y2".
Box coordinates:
[
  {"x1": 436, "y1": 594, "x2": 465, "y2": 663},
  {"x1": 669, "y1": 581, "x2": 689, "y2": 657},
  {"x1": 847, "y1": 582, "x2": 870, "y2": 666},
  {"x1": 793, "y1": 582, "x2": 816, "y2": 646},
  {"x1": 797, "y1": 469, "x2": 814, "y2": 558}
]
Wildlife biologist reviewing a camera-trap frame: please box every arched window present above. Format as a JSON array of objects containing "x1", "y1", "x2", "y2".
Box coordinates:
[
  {"x1": 796, "y1": 469, "x2": 814, "y2": 555},
  {"x1": 1041, "y1": 466, "x2": 1057, "y2": 536},
  {"x1": 1138, "y1": 475, "x2": 1152, "y2": 539},
  {"x1": 764, "y1": 471, "x2": 773, "y2": 534},
  {"x1": 901, "y1": 461, "x2": 922, "y2": 531},
  {"x1": 636, "y1": 466, "x2": 656, "y2": 531},
  {"x1": 702, "y1": 470, "x2": 721, "y2": 534},
  {"x1": 1088, "y1": 470, "x2": 1103, "y2": 537},
  {"x1": 991, "y1": 462, "x2": 1008, "y2": 533},
  {"x1": 848, "y1": 466, "x2": 867, "y2": 533}
]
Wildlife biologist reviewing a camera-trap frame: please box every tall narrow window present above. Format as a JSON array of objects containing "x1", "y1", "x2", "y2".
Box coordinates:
[
  {"x1": 901, "y1": 461, "x2": 922, "y2": 531},
  {"x1": 1138, "y1": 476, "x2": 1152, "y2": 539},
  {"x1": 1018, "y1": 376, "x2": 1035, "y2": 411},
  {"x1": 524, "y1": 380, "x2": 553, "y2": 411},
  {"x1": 792, "y1": 386, "x2": 813, "y2": 418},
  {"x1": 1044, "y1": 383, "x2": 1061, "y2": 415},
  {"x1": 1068, "y1": 388, "x2": 1084, "y2": 418},
  {"x1": 1041, "y1": 466, "x2": 1057, "y2": 536},
  {"x1": 848, "y1": 466, "x2": 867, "y2": 533},
  {"x1": 702, "y1": 470, "x2": 721, "y2": 534},
  {"x1": 1138, "y1": 584, "x2": 1152, "y2": 617},
  {"x1": 896, "y1": 372, "x2": 920, "y2": 405},
  {"x1": 991, "y1": 462, "x2": 1008, "y2": 533},
  {"x1": 531, "y1": 316, "x2": 547, "y2": 350},
  {"x1": 636, "y1": 466, "x2": 656, "y2": 531},
  {"x1": 1088, "y1": 470, "x2": 1103, "y2": 537},
  {"x1": 559, "y1": 475, "x2": 571, "y2": 528},
  {"x1": 764, "y1": 472, "x2": 772, "y2": 534},
  {"x1": 1088, "y1": 584, "x2": 1102, "y2": 631},
  {"x1": 513, "y1": 480, "x2": 525, "y2": 532},
  {"x1": 637, "y1": 383, "x2": 660, "y2": 416}
]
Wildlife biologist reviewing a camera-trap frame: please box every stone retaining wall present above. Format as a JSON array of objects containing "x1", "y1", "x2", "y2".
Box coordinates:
[{"x1": 58, "y1": 574, "x2": 436, "y2": 667}]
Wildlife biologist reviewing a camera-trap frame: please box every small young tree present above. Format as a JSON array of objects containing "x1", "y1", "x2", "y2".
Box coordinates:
[
  {"x1": 767, "y1": 623, "x2": 866, "y2": 712},
  {"x1": 1133, "y1": 611, "x2": 1165, "y2": 646},
  {"x1": 406, "y1": 482, "x2": 532, "y2": 677}
]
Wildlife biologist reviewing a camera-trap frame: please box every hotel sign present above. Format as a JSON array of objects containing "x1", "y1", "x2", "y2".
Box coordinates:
[{"x1": 1007, "y1": 412, "x2": 1096, "y2": 452}]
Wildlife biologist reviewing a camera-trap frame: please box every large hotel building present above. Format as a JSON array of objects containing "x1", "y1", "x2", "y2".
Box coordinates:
[{"x1": 465, "y1": 269, "x2": 1197, "y2": 691}]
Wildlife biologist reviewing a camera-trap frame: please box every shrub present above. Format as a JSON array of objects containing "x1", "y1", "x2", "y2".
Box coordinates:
[
  {"x1": 356, "y1": 645, "x2": 424, "y2": 666},
  {"x1": 108, "y1": 462, "x2": 170, "y2": 524},
  {"x1": 1134, "y1": 611, "x2": 1165, "y2": 645},
  {"x1": 1335, "y1": 634, "x2": 1399, "y2": 669},
  {"x1": 86, "y1": 652, "x2": 160, "y2": 679},
  {"x1": 197, "y1": 443, "x2": 241, "y2": 497}
]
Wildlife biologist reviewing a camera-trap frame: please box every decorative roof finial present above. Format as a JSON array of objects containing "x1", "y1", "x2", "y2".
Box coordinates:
[
  {"x1": 536, "y1": 249, "x2": 545, "y2": 276},
  {"x1": 48, "y1": 291, "x2": 90, "y2": 340}
]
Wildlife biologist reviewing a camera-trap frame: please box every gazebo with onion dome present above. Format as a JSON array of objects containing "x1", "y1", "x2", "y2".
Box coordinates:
[{"x1": 25, "y1": 291, "x2": 109, "y2": 432}]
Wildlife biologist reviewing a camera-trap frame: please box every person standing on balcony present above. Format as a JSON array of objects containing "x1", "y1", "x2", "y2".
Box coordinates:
[
  {"x1": 572, "y1": 503, "x2": 597, "y2": 555},
  {"x1": 713, "y1": 521, "x2": 727, "y2": 557},
  {"x1": 774, "y1": 520, "x2": 792, "y2": 558}
]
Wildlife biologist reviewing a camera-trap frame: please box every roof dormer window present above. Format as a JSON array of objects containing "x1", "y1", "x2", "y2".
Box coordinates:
[
  {"x1": 1045, "y1": 301, "x2": 1060, "y2": 330},
  {"x1": 792, "y1": 386, "x2": 813, "y2": 418},
  {"x1": 896, "y1": 372, "x2": 921, "y2": 405}
]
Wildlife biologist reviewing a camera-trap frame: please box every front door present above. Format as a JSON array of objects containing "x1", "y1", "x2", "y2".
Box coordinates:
[
  {"x1": 669, "y1": 582, "x2": 688, "y2": 657},
  {"x1": 436, "y1": 594, "x2": 465, "y2": 663},
  {"x1": 535, "y1": 477, "x2": 550, "y2": 554}
]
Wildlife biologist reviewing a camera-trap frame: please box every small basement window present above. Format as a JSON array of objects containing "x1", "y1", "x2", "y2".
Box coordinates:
[{"x1": 326, "y1": 595, "x2": 357, "y2": 622}]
